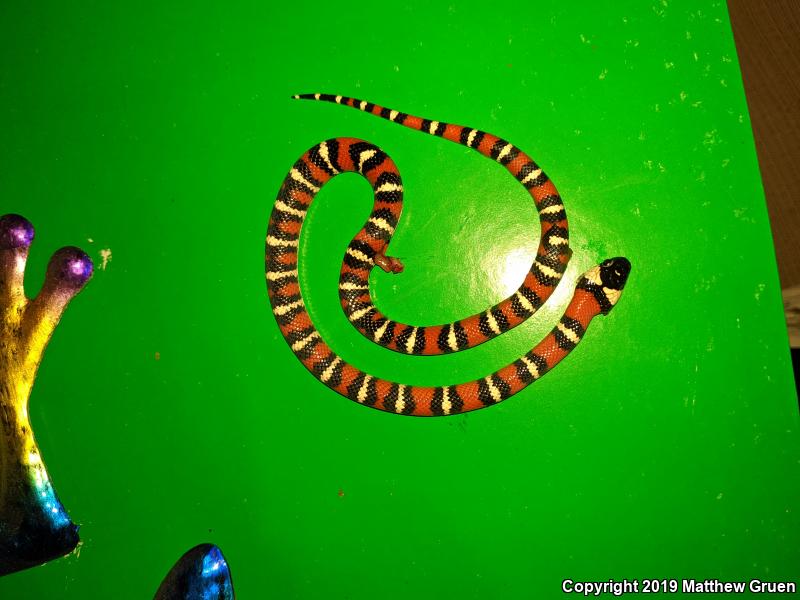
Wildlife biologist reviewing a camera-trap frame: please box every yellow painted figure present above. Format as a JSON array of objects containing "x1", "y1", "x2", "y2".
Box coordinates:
[{"x1": 0, "y1": 214, "x2": 92, "y2": 575}]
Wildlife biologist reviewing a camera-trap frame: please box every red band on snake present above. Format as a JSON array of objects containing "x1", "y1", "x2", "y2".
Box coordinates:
[{"x1": 267, "y1": 94, "x2": 631, "y2": 416}]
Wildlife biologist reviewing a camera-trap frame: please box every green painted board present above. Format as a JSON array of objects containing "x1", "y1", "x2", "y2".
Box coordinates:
[{"x1": 1, "y1": 0, "x2": 797, "y2": 598}]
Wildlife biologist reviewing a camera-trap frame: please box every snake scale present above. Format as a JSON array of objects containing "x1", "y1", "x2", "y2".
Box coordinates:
[{"x1": 267, "y1": 94, "x2": 631, "y2": 416}]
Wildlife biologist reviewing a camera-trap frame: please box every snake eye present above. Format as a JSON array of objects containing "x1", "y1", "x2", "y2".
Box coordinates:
[{"x1": 599, "y1": 257, "x2": 631, "y2": 289}]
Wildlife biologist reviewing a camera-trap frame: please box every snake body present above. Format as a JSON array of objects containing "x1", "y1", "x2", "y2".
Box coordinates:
[
  {"x1": 267, "y1": 94, "x2": 631, "y2": 416},
  {"x1": 302, "y1": 96, "x2": 573, "y2": 355}
]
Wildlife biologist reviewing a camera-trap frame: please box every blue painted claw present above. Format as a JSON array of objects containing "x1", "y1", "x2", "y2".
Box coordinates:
[{"x1": 153, "y1": 544, "x2": 235, "y2": 600}]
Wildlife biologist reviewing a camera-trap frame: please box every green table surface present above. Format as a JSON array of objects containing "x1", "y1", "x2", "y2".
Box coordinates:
[{"x1": 1, "y1": 1, "x2": 797, "y2": 598}]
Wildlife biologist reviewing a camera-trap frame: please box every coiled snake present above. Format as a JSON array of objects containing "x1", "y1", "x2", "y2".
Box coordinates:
[{"x1": 267, "y1": 94, "x2": 631, "y2": 416}]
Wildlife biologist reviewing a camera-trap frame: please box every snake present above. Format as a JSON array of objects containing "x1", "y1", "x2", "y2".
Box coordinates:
[{"x1": 266, "y1": 94, "x2": 631, "y2": 416}]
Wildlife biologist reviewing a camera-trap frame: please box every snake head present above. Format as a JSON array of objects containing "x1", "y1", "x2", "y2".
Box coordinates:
[
  {"x1": 578, "y1": 257, "x2": 632, "y2": 315},
  {"x1": 598, "y1": 257, "x2": 631, "y2": 291}
]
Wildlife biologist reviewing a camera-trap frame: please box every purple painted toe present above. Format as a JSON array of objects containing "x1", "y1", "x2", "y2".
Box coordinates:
[
  {"x1": 47, "y1": 247, "x2": 94, "y2": 289},
  {"x1": 0, "y1": 214, "x2": 35, "y2": 250}
]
